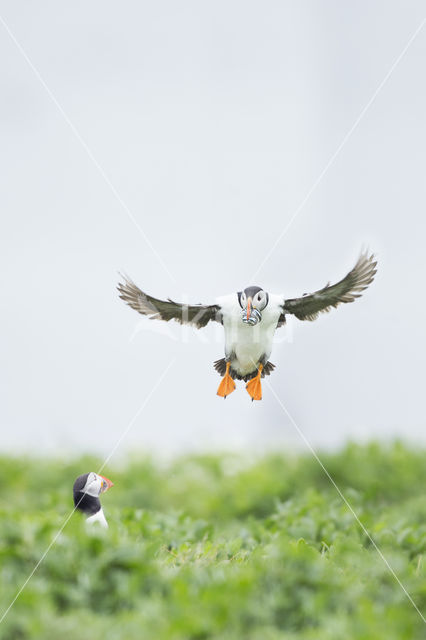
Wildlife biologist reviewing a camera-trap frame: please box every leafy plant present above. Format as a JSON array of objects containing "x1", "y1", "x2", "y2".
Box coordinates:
[{"x1": 0, "y1": 442, "x2": 425, "y2": 639}]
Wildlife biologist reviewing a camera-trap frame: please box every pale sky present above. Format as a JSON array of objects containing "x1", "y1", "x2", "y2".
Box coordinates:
[{"x1": 1, "y1": 1, "x2": 425, "y2": 457}]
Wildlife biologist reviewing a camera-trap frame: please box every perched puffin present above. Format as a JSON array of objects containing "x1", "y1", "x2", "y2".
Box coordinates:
[
  {"x1": 118, "y1": 251, "x2": 376, "y2": 401},
  {"x1": 73, "y1": 472, "x2": 113, "y2": 527}
]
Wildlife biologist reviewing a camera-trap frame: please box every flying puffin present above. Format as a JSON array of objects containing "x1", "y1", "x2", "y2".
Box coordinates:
[
  {"x1": 73, "y1": 472, "x2": 113, "y2": 527},
  {"x1": 118, "y1": 251, "x2": 376, "y2": 401}
]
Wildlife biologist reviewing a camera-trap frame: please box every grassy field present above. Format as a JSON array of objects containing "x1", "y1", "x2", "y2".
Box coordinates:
[{"x1": 0, "y1": 442, "x2": 425, "y2": 639}]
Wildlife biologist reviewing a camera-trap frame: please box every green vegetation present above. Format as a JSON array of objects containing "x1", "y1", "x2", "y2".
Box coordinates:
[{"x1": 0, "y1": 442, "x2": 426, "y2": 639}]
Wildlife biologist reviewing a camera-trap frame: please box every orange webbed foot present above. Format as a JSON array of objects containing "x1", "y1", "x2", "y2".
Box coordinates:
[
  {"x1": 217, "y1": 362, "x2": 236, "y2": 398},
  {"x1": 245, "y1": 364, "x2": 263, "y2": 401}
]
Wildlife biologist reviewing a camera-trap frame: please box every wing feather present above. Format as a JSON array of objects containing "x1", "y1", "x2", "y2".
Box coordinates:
[
  {"x1": 117, "y1": 276, "x2": 221, "y2": 328},
  {"x1": 282, "y1": 251, "x2": 377, "y2": 322}
]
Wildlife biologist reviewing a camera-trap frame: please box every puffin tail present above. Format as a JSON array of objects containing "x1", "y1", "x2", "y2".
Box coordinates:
[
  {"x1": 214, "y1": 358, "x2": 228, "y2": 377},
  {"x1": 213, "y1": 358, "x2": 275, "y2": 381}
]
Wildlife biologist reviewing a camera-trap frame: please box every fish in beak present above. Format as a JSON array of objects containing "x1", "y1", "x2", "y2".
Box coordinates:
[{"x1": 242, "y1": 297, "x2": 262, "y2": 325}]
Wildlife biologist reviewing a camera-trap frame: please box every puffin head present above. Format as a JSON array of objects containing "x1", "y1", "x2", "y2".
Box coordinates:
[
  {"x1": 238, "y1": 286, "x2": 269, "y2": 325},
  {"x1": 73, "y1": 472, "x2": 113, "y2": 522}
]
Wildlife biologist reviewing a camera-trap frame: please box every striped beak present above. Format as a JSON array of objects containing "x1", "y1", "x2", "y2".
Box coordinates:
[
  {"x1": 99, "y1": 475, "x2": 114, "y2": 493},
  {"x1": 246, "y1": 297, "x2": 252, "y2": 321}
]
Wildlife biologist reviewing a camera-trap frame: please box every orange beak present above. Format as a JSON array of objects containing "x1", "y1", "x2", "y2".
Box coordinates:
[
  {"x1": 99, "y1": 474, "x2": 114, "y2": 491},
  {"x1": 246, "y1": 297, "x2": 252, "y2": 321}
]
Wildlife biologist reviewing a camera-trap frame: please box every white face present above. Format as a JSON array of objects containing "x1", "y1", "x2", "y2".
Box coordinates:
[
  {"x1": 82, "y1": 472, "x2": 110, "y2": 497},
  {"x1": 240, "y1": 290, "x2": 268, "y2": 311}
]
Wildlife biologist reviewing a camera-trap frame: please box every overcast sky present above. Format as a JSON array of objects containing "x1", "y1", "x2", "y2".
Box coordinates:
[{"x1": 1, "y1": 2, "x2": 425, "y2": 458}]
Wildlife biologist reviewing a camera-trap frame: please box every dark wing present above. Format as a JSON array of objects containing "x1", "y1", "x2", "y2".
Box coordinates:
[
  {"x1": 117, "y1": 275, "x2": 221, "y2": 328},
  {"x1": 281, "y1": 251, "x2": 377, "y2": 322}
]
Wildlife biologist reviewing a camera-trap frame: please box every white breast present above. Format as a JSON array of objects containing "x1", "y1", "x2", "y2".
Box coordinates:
[
  {"x1": 216, "y1": 293, "x2": 283, "y2": 376},
  {"x1": 86, "y1": 507, "x2": 108, "y2": 528}
]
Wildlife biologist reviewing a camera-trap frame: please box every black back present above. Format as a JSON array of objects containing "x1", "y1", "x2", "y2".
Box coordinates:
[{"x1": 73, "y1": 473, "x2": 101, "y2": 516}]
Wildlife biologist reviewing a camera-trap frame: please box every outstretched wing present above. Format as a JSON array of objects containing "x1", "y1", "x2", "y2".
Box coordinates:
[
  {"x1": 117, "y1": 275, "x2": 221, "y2": 328},
  {"x1": 281, "y1": 251, "x2": 377, "y2": 322}
]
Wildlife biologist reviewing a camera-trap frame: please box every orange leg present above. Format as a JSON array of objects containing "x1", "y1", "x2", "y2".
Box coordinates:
[
  {"x1": 245, "y1": 364, "x2": 263, "y2": 401},
  {"x1": 217, "y1": 362, "x2": 236, "y2": 398}
]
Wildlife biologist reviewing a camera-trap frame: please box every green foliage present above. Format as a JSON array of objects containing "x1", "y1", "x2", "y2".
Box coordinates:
[{"x1": 0, "y1": 442, "x2": 425, "y2": 639}]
